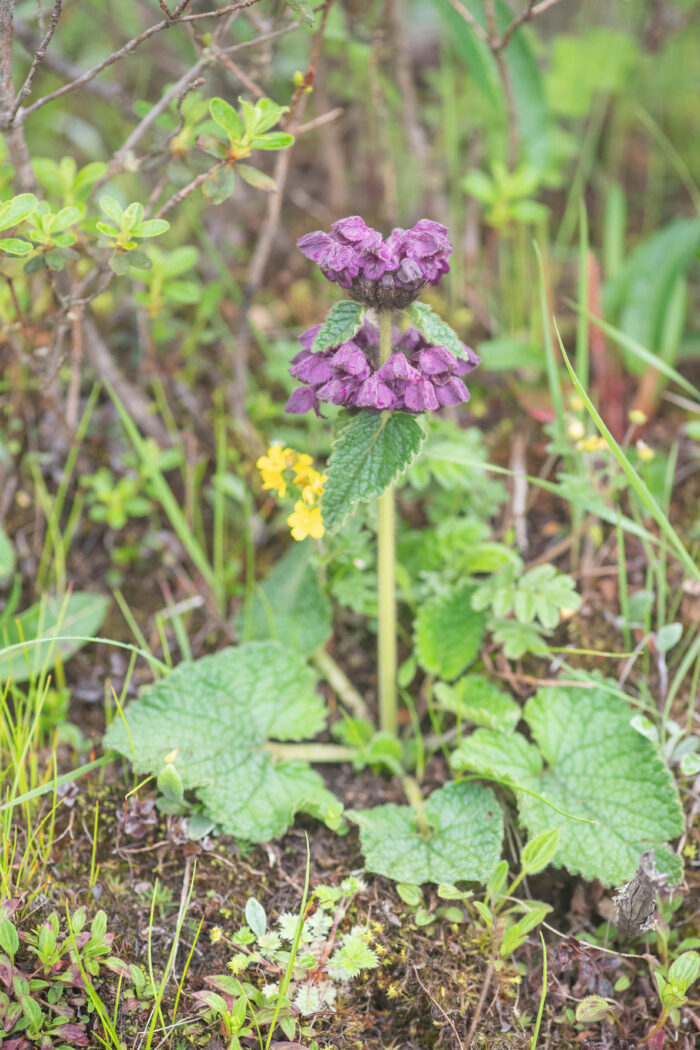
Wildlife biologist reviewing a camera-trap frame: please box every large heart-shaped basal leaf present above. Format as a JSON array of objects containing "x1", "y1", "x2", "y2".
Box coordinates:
[
  {"x1": 348, "y1": 781, "x2": 503, "y2": 885},
  {"x1": 236, "y1": 543, "x2": 331, "y2": 656},
  {"x1": 414, "y1": 583, "x2": 485, "y2": 681},
  {"x1": 0, "y1": 592, "x2": 110, "y2": 685},
  {"x1": 104, "y1": 642, "x2": 340, "y2": 842},
  {"x1": 322, "y1": 412, "x2": 424, "y2": 532},
  {"x1": 451, "y1": 683, "x2": 683, "y2": 885}
]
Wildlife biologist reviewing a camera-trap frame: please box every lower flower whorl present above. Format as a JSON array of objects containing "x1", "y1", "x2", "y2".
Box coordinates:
[{"x1": 285, "y1": 321, "x2": 480, "y2": 416}]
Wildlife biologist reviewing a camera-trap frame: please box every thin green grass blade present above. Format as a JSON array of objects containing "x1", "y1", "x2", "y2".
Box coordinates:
[{"x1": 555, "y1": 324, "x2": 699, "y2": 582}]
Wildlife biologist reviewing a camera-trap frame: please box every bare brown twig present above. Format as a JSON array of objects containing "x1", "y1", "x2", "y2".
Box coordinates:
[
  {"x1": 9, "y1": 0, "x2": 62, "y2": 121},
  {"x1": 18, "y1": 0, "x2": 264, "y2": 121}
]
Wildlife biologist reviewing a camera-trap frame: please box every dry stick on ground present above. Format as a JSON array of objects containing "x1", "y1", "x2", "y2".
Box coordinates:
[
  {"x1": 227, "y1": 0, "x2": 335, "y2": 422},
  {"x1": 413, "y1": 964, "x2": 465, "y2": 1050},
  {"x1": 465, "y1": 957, "x2": 495, "y2": 1047}
]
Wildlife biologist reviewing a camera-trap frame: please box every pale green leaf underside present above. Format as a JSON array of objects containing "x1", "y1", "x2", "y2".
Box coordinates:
[
  {"x1": 349, "y1": 781, "x2": 503, "y2": 885},
  {"x1": 322, "y1": 412, "x2": 425, "y2": 532},
  {"x1": 415, "y1": 583, "x2": 485, "y2": 681},
  {"x1": 312, "y1": 300, "x2": 363, "y2": 353},
  {"x1": 406, "y1": 301, "x2": 469, "y2": 360},
  {"x1": 0, "y1": 592, "x2": 110, "y2": 684},
  {"x1": 453, "y1": 683, "x2": 683, "y2": 885},
  {"x1": 104, "y1": 642, "x2": 335, "y2": 842}
]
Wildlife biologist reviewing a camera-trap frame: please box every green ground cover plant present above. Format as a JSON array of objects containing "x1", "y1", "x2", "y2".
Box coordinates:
[{"x1": 1, "y1": 1, "x2": 700, "y2": 1047}]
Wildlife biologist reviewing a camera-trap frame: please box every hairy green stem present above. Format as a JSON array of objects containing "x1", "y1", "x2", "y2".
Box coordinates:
[
  {"x1": 402, "y1": 775, "x2": 432, "y2": 839},
  {"x1": 378, "y1": 309, "x2": 398, "y2": 737},
  {"x1": 312, "y1": 647, "x2": 370, "y2": 721},
  {"x1": 265, "y1": 742, "x2": 355, "y2": 763}
]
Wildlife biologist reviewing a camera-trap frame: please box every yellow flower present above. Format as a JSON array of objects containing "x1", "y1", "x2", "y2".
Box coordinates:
[
  {"x1": 288, "y1": 500, "x2": 324, "y2": 541},
  {"x1": 257, "y1": 445, "x2": 293, "y2": 497},
  {"x1": 636, "y1": 439, "x2": 654, "y2": 461},
  {"x1": 302, "y1": 470, "x2": 327, "y2": 505}
]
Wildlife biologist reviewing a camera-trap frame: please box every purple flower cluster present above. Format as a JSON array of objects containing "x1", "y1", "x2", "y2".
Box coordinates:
[
  {"x1": 297, "y1": 216, "x2": 453, "y2": 309},
  {"x1": 286, "y1": 321, "x2": 480, "y2": 416}
]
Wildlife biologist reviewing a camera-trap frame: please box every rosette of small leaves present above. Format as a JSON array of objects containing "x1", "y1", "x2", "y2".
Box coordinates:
[
  {"x1": 472, "y1": 557, "x2": 581, "y2": 660},
  {"x1": 24, "y1": 201, "x2": 84, "y2": 273},
  {"x1": 198, "y1": 96, "x2": 294, "y2": 204},
  {"x1": 0, "y1": 906, "x2": 129, "y2": 1049},
  {"x1": 221, "y1": 877, "x2": 378, "y2": 1024},
  {"x1": 462, "y1": 161, "x2": 549, "y2": 230},
  {"x1": 97, "y1": 196, "x2": 170, "y2": 274}
]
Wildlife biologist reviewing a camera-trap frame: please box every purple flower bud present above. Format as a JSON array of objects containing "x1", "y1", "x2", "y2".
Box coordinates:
[
  {"x1": 285, "y1": 387, "x2": 320, "y2": 415},
  {"x1": 414, "y1": 345, "x2": 458, "y2": 375},
  {"x1": 376, "y1": 352, "x2": 421, "y2": 383},
  {"x1": 316, "y1": 376, "x2": 361, "y2": 406},
  {"x1": 434, "y1": 376, "x2": 470, "y2": 407},
  {"x1": 290, "y1": 352, "x2": 334, "y2": 385},
  {"x1": 297, "y1": 230, "x2": 332, "y2": 263},
  {"x1": 397, "y1": 327, "x2": 424, "y2": 353},
  {"x1": 453, "y1": 346, "x2": 482, "y2": 374},
  {"x1": 330, "y1": 341, "x2": 372, "y2": 378},
  {"x1": 354, "y1": 373, "x2": 401, "y2": 411},
  {"x1": 332, "y1": 215, "x2": 383, "y2": 251},
  {"x1": 404, "y1": 377, "x2": 440, "y2": 412}
]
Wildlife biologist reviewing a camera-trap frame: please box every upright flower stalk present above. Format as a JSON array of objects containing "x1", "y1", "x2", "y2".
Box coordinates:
[
  {"x1": 377, "y1": 309, "x2": 397, "y2": 734},
  {"x1": 289, "y1": 216, "x2": 480, "y2": 737}
]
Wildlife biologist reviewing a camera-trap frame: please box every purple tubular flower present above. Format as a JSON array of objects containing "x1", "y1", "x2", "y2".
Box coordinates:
[
  {"x1": 286, "y1": 323, "x2": 479, "y2": 417},
  {"x1": 354, "y1": 373, "x2": 401, "y2": 410},
  {"x1": 297, "y1": 216, "x2": 453, "y2": 308},
  {"x1": 285, "y1": 386, "x2": 320, "y2": 415}
]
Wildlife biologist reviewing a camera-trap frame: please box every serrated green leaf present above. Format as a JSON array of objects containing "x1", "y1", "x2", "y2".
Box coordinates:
[
  {"x1": 406, "y1": 301, "x2": 469, "y2": 360},
  {"x1": 312, "y1": 301, "x2": 364, "y2": 352},
  {"x1": 520, "y1": 829, "x2": 560, "y2": 875},
  {"x1": 322, "y1": 412, "x2": 425, "y2": 532},
  {"x1": 434, "y1": 676, "x2": 522, "y2": 726},
  {"x1": 452, "y1": 727, "x2": 543, "y2": 786},
  {"x1": 455, "y1": 683, "x2": 684, "y2": 885},
  {"x1": 415, "y1": 583, "x2": 485, "y2": 680},
  {"x1": 0, "y1": 592, "x2": 110, "y2": 684},
  {"x1": 104, "y1": 643, "x2": 340, "y2": 842},
  {"x1": 237, "y1": 542, "x2": 331, "y2": 656},
  {"x1": 0, "y1": 528, "x2": 14, "y2": 585},
  {"x1": 349, "y1": 781, "x2": 503, "y2": 885}
]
